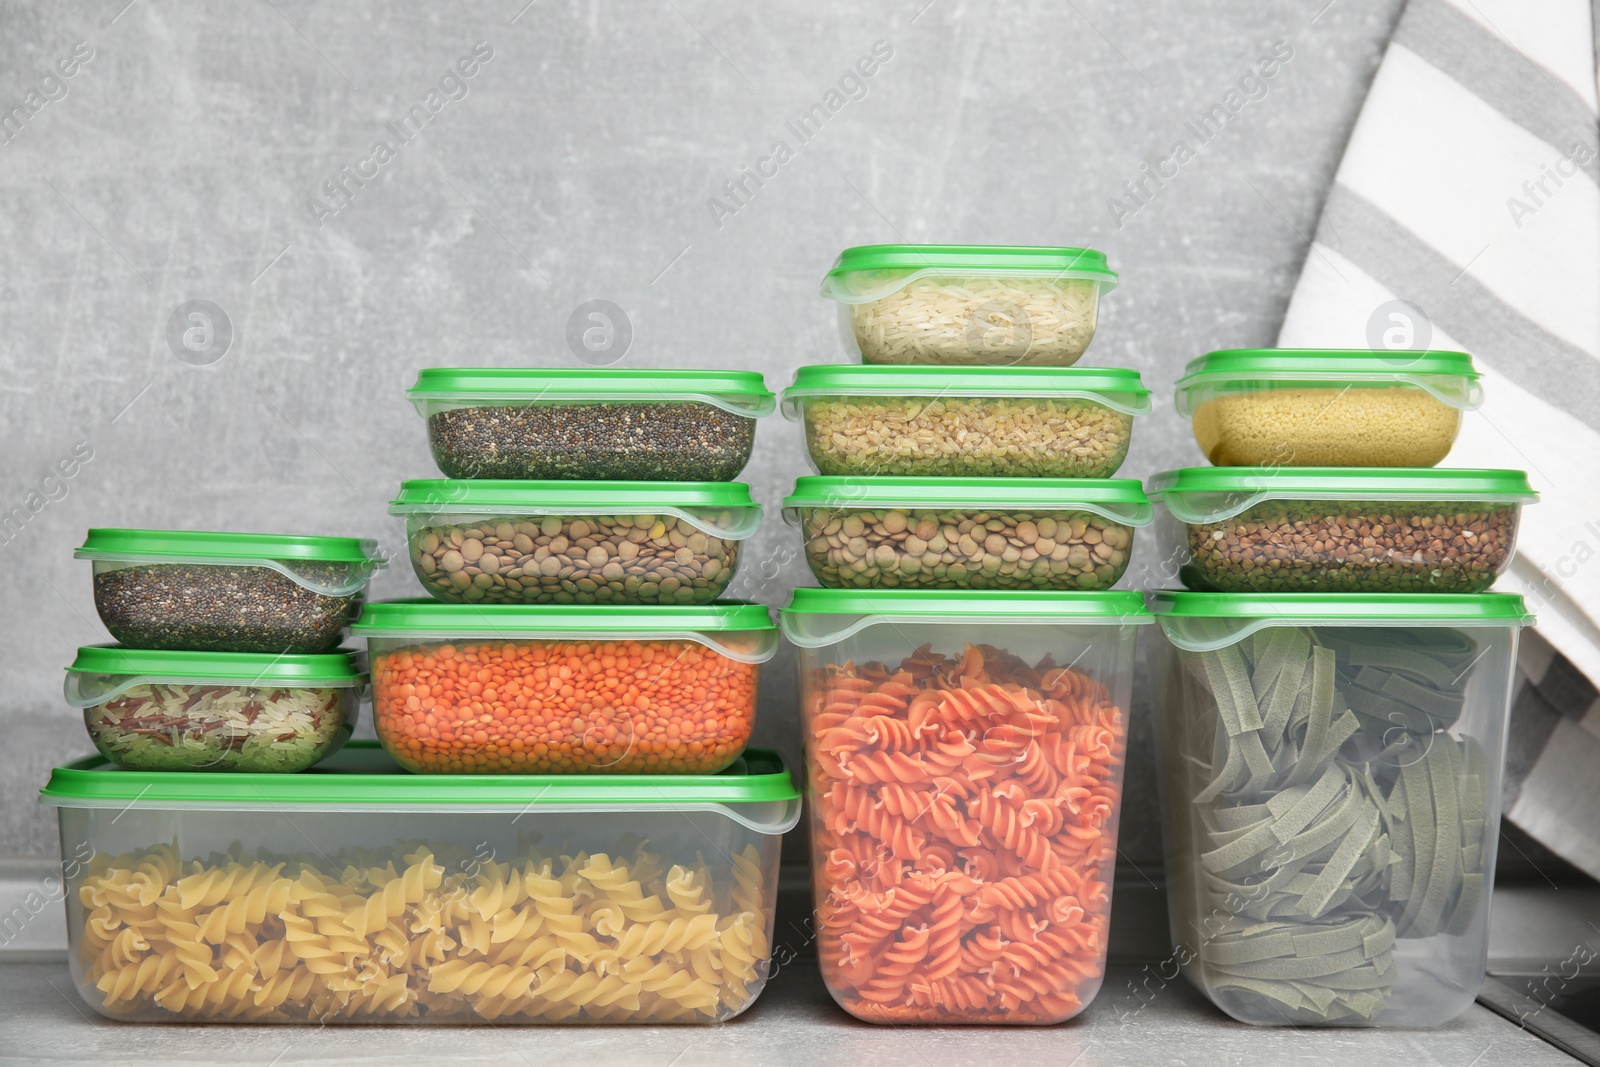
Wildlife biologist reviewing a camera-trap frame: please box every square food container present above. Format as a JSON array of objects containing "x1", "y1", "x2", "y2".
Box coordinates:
[
  {"x1": 41, "y1": 742, "x2": 800, "y2": 1024},
  {"x1": 1174, "y1": 350, "x2": 1482, "y2": 467},
  {"x1": 1149, "y1": 468, "x2": 1537, "y2": 594},
  {"x1": 407, "y1": 368, "x2": 775, "y2": 481},
  {"x1": 64, "y1": 646, "x2": 363, "y2": 773},
  {"x1": 782, "y1": 476, "x2": 1151, "y2": 590},
  {"x1": 782, "y1": 365, "x2": 1150, "y2": 479},
  {"x1": 351, "y1": 599, "x2": 778, "y2": 774},
  {"x1": 780, "y1": 588, "x2": 1149, "y2": 1024},
  {"x1": 1148, "y1": 591, "x2": 1534, "y2": 1027},
  {"x1": 75, "y1": 529, "x2": 383, "y2": 654},
  {"x1": 820, "y1": 244, "x2": 1118, "y2": 366},
  {"x1": 391, "y1": 480, "x2": 761, "y2": 606}
]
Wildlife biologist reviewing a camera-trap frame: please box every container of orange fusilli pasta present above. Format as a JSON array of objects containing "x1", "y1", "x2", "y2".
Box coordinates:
[
  {"x1": 780, "y1": 588, "x2": 1149, "y2": 1024},
  {"x1": 40, "y1": 741, "x2": 800, "y2": 1024}
]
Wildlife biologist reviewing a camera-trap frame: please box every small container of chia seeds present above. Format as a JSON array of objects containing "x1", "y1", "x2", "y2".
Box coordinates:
[
  {"x1": 407, "y1": 368, "x2": 776, "y2": 481},
  {"x1": 76, "y1": 529, "x2": 384, "y2": 654}
]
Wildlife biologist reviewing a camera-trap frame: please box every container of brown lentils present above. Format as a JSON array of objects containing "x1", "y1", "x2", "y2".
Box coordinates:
[
  {"x1": 391, "y1": 479, "x2": 762, "y2": 605},
  {"x1": 784, "y1": 475, "x2": 1151, "y2": 590},
  {"x1": 75, "y1": 529, "x2": 383, "y2": 654},
  {"x1": 1148, "y1": 467, "x2": 1537, "y2": 594},
  {"x1": 407, "y1": 368, "x2": 775, "y2": 481}
]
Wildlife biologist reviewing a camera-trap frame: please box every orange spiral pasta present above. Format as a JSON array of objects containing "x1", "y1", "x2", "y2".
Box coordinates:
[{"x1": 805, "y1": 643, "x2": 1127, "y2": 1024}]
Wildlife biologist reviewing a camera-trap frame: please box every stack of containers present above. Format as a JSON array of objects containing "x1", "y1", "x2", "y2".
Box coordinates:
[
  {"x1": 1147, "y1": 349, "x2": 1539, "y2": 1027},
  {"x1": 779, "y1": 245, "x2": 1155, "y2": 1024}
]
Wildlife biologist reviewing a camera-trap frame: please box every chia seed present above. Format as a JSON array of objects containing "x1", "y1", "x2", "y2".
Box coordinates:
[{"x1": 426, "y1": 402, "x2": 757, "y2": 481}]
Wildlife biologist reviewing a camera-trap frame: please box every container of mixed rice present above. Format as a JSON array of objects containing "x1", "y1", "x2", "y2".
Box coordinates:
[{"x1": 821, "y1": 244, "x2": 1118, "y2": 366}]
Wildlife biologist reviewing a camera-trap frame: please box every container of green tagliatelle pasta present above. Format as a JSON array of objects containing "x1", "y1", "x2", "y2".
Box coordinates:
[{"x1": 1148, "y1": 591, "x2": 1533, "y2": 1028}]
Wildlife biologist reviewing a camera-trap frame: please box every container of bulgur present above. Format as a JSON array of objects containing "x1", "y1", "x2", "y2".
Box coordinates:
[
  {"x1": 392, "y1": 479, "x2": 761, "y2": 605},
  {"x1": 407, "y1": 368, "x2": 775, "y2": 481},
  {"x1": 783, "y1": 476, "x2": 1152, "y2": 590},
  {"x1": 781, "y1": 365, "x2": 1151, "y2": 479},
  {"x1": 821, "y1": 244, "x2": 1118, "y2": 366},
  {"x1": 65, "y1": 645, "x2": 362, "y2": 772},
  {"x1": 1149, "y1": 467, "x2": 1536, "y2": 594},
  {"x1": 75, "y1": 529, "x2": 383, "y2": 654},
  {"x1": 1174, "y1": 349, "x2": 1482, "y2": 467},
  {"x1": 351, "y1": 599, "x2": 779, "y2": 774}
]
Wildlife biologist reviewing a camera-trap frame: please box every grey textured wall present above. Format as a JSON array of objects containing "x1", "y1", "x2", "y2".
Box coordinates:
[{"x1": 0, "y1": 0, "x2": 1402, "y2": 865}]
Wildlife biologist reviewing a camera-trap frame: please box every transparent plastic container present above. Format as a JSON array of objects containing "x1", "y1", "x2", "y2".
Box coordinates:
[
  {"x1": 821, "y1": 244, "x2": 1118, "y2": 366},
  {"x1": 352, "y1": 599, "x2": 778, "y2": 774},
  {"x1": 76, "y1": 529, "x2": 383, "y2": 654},
  {"x1": 64, "y1": 646, "x2": 362, "y2": 773},
  {"x1": 41, "y1": 742, "x2": 800, "y2": 1024},
  {"x1": 407, "y1": 368, "x2": 775, "y2": 481},
  {"x1": 782, "y1": 365, "x2": 1151, "y2": 479},
  {"x1": 1174, "y1": 350, "x2": 1483, "y2": 467},
  {"x1": 780, "y1": 588, "x2": 1149, "y2": 1024},
  {"x1": 1149, "y1": 591, "x2": 1533, "y2": 1027},
  {"x1": 391, "y1": 480, "x2": 761, "y2": 605},
  {"x1": 783, "y1": 476, "x2": 1151, "y2": 590},
  {"x1": 1149, "y1": 468, "x2": 1537, "y2": 594}
]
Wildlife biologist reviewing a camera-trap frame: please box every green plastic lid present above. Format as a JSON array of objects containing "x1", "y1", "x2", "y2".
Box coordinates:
[
  {"x1": 1148, "y1": 467, "x2": 1537, "y2": 524},
  {"x1": 781, "y1": 365, "x2": 1151, "y2": 418},
  {"x1": 780, "y1": 588, "x2": 1149, "y2": 646},
  {"x1": 75, "y1": 529, "x2": 381, "y2": 565},
  {"x1": 406, "y1": 368, "x2": 776, "y2": 416},
  {"x1": 1174, "y1": 349, "x2": 1483, "y2": 414},
  {"x1": 39, "y1": 741, "x2": 801, "y2": 826},
  {"x1": 783, "y1": 476, "x2": 1153, "y2": 525},
  {"x1": 822, "y1": 245, "x2": 1118, "y2": 303},
  {"x1": 1150, "y1": 590, "x2": 1534, "y2": 651},
  {"x1": 64, "y1": 646, "x2": 365, "y2": 707},
  {"x1": 390, "y1": 479, "x2": 762, "y2": 539}
]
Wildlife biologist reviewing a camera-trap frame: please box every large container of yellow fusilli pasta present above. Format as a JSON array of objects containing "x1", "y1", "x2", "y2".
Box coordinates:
[{"x1": 40, "y1": 740, "x2": 799, "y2": 1024}]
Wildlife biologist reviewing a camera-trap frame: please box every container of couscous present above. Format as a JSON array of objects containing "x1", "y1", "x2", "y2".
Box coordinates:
[
  {"x1": 821, "y1": 244, "x2": 1118, "y2": 366},
  {"x1": 1174, "y1": 349, "x2": 1482, "y2": 467}
]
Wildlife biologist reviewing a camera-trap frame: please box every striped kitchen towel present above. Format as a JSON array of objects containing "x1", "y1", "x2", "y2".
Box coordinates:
[{"x1": 1276, "y1": 0, "x2": 1600, "y2": 878}]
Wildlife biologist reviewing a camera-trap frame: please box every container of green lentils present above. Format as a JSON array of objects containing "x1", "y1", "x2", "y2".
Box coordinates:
[
  {"x1": 781, "y1": 365, "x2": 1151, "y2": 478},
  {"x1": 65, "y1": 645, "x2": 363, "y2": 772},
  {"x1": 784, "y1": 476, "x2": 1151, "y2": 590},
  {"x1": 392, "y1": 480, "x2": 762, "y2": 605},
  {"x1": 407, "y1": 368, "x2": 775, "y2": 481},
  {"x1": 1149, "y1": 468, "x2": 1537, "y2": 594},
  {"x1": 76, "y1": 530, "x2": 383, "y2": 654}
]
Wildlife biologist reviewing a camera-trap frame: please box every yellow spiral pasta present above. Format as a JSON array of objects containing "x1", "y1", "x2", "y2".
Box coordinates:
[{"x1": 72, "y1": 839, "x2": 772, "y2": 1023}]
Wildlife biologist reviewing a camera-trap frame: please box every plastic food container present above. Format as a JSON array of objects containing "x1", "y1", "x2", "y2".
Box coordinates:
[
  {"x1": 352, "y1": 599, "x2": 777, "y2": 774},
  {"x1": 780, "y1": 588, "x2": 1149, "y2": 1024},
  {"x1": 782, "y1": 365, "x2": 1151, "y2": 479},
  {"x1": 1148, "y1": 591, "x2": 1533, "y2": 1027},
  {"x1": 1149, "y1": 468, "x2": 1536, "y2": 594},
  {"x1": 64, "y1": 646, "x2": 362, "y2": 772},
  {"x1": 41, "y1": 741, "x2": 800, "y2": 1023},
  {"x1": 76, "y1": 529, "x2": 382, "y2": 654},
  {"x1": 1174, "y1": 350, "x2": 1483, "y2": 467},
  {"x1": 783, "y1": 476, "x2": 1152, "y2": 590},
  {"x1": 820, "y1": 244, "x2": 1118, "y2": 366},
  {"x1": 392, "y1": 480, "x2": 761, "y2": 605},
  {"x1": 407, "y1": 368, "x2": 775, "y2": 481}
]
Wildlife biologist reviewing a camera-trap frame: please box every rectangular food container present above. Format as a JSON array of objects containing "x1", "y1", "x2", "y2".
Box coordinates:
[
  {"x1": 391, "y1": 480, "x2": 761, "y2": 606},
  {"x1": 76, "y1": 529, "x2": 383, "y2": 654},
  {"x1": 780, "y1": 588, "x2": 1149, "y2": 1024},
  {"x1": 820, "y1": 244, "x2": 1118, "y2": 366},
  {"x1": 1148, "y1": 591, "x2": 1533, "y2": 1027},
  {"x1": 64, "y1": 646, "x2": 362, "y2": 773},
  {"x1": 41, "y1": 742, "x2": 800, "y2": 1024},
  {"x1": 351, "y1": 599, "x2": 777, "y2": 774},
  {"x1": 1174, "y1": 350, "x2": 1482, "y2": 467},
  {"x1": 783, "y1": 476, "x2": 1151, "y2": 590},
  {"x1": 407, "y1": 368, "x2": 775, "y2": 481},
  {"x1": 782, "y1": 365, "x2": 1150, "y2": 479},
  {"x1": 1149, "y1": 467, "x2": 1536, "y2": 594}
]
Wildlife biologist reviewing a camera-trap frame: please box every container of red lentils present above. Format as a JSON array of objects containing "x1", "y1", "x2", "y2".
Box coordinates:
[{"x1": 351, "y1": 599, "x2": 778, "y2": 774}]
